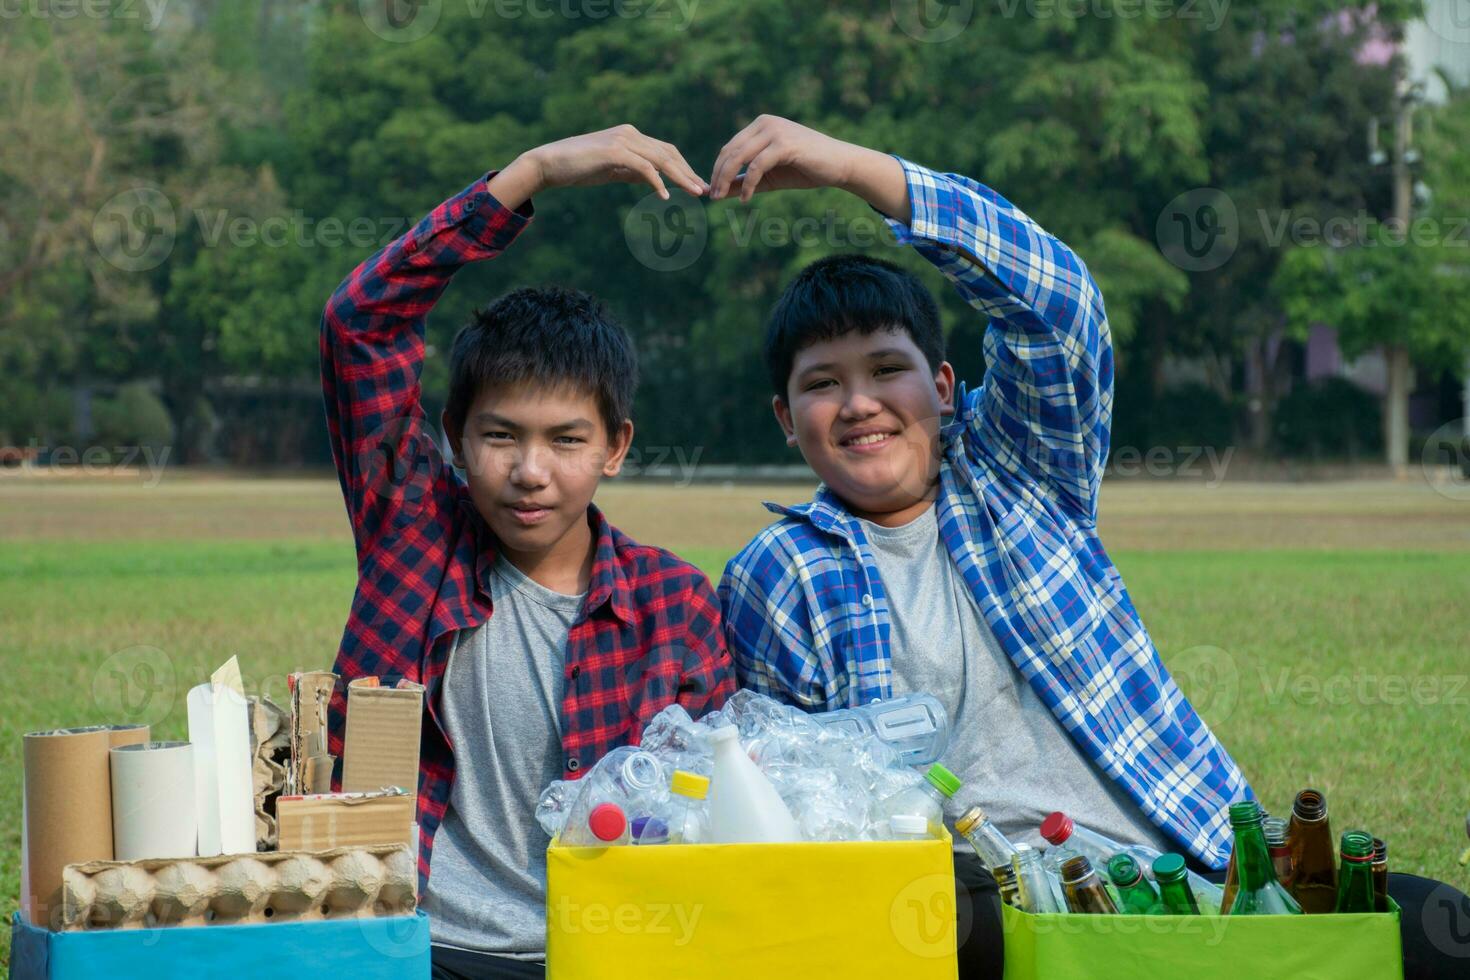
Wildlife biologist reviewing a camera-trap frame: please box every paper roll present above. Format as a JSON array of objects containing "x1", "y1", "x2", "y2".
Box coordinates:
[
  {"x1": 108, "y1": 724, "x2": 150, "y2": 749},
  {"x1": 110, "y1": 741, "x2": 197, "y2": 861},
  {"x1": 23, "y1": 726, "x2": 116, "y2": 927},
  {"x1": 188, "y1": 667, "x2": 256, "y2": 857}
]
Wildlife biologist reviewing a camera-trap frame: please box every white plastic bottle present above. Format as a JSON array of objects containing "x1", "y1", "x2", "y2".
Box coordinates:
[{"x1": 706, "y1": 726, "x2": 801, "y2": 843}]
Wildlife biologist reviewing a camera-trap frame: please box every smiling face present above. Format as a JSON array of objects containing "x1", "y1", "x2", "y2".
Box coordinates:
[
  {"x1": 774, "y1": 327, "x2": 955, "y2": 526},
  {"x1": 446, "y1": 380, "x2": 632, "y2": 575}
]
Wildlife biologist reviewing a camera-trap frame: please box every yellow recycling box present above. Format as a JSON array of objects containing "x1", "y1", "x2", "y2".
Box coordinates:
[{"x1": 545, "y1": 832, "x2": 960, "y2": 979}]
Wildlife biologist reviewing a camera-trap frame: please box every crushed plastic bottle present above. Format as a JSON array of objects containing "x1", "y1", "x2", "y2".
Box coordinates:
[
  {"x1": 535, "y1": 779, "x2": 575, "y2": 838},
  {"x1": 558, "y1": 747, "x2": 670, "y2": 847},
  {"x1": 814, "y1": 694, "x2": 950, "y2": 766}
]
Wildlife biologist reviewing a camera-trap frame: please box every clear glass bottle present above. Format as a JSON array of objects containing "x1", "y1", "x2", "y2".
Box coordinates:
[
  {"x1": 1264, "y1": 815, "x2": 1295, "y2": 890},
  {"x1": 1012, "y1": 843, "x2": 1063, "y2": 914}
]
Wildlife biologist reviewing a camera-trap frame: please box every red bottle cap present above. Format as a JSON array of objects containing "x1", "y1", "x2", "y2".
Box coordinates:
[
  {"x1": 1040, "y1": 811, "x2": 1074, "y2": 846},
  {"x1": 588, "y1": 802, "x2": 627, "y2": 842}
]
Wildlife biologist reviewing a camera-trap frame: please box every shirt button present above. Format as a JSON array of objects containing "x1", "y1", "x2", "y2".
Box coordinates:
[
  {"x1": 861, "y1": 594, "x2": 873, "y2": 607},
  {"x1": 567, "y1": 757, "x2": 580, "y2": 772},
  {"x1": 570, "y1": 666, "x2": 581, "y2": 680}
]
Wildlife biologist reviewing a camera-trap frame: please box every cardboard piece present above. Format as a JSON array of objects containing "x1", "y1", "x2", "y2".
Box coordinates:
[
  {"x1": 59, "y1": 843, "x2": 416, "y2": 930},
  {"x1": 276, "y1": 788, "x2": 415, "y2": 852},
  {"x1": 341, "y1": 678, "x2": 423, "y2": 795},
  {"x1": 248, "y1": 695, "x2": 290, "y2": 849},
  {"x1": 23, "y1": 727, "x2": 117, "y2": 928},
  {"x1": 287, "y1": 671, "x2": 337, "y2": 795}
]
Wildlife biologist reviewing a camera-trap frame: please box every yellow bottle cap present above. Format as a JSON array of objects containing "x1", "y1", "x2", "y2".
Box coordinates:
[{"x1": 671, "y1": 770, "x2": 710, "y2": 800}]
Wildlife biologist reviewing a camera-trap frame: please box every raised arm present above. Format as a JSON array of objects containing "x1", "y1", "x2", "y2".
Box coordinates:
[
  {"x1": 321, "y1": 127, "x2": 710, "y2": 557},
  {"x1": 710, "y1": 117, "x2": 1112, "y2": 523}
]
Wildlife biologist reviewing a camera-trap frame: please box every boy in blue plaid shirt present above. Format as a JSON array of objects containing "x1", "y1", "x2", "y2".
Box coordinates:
[{"x1": 711, "y1": 116, "x2": 1250, "y2": 976}]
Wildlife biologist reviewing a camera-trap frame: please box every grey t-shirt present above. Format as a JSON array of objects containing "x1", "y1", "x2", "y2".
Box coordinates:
[
  {"x1": 859, "y1": 504, "x2": 1173, "y2": 856},
  {"x1": 421, "y1": 554, "x2": 585, "y2": 961}
]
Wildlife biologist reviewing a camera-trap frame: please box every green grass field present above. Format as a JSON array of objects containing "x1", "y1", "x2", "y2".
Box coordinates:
[{"x1": 2, "y1": 473, "x2": 1468, "y2": 963}]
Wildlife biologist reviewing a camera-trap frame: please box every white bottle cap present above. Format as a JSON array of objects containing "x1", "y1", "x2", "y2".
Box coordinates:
[{"x1": 890, "y1": 814, "x2": 929, "y2": 836}]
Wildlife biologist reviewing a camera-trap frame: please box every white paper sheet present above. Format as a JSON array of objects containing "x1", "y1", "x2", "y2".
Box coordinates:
[{"x1": 187, "y1": 656, "x2": 256, "y2": 856}]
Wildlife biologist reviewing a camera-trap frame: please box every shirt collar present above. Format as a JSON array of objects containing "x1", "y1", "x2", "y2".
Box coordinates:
[
  {"x1": 762, "y1": 393, "x2": 970, "y2": 534},
  {"x1": 470, "y1": 501, "x2": 633, "y2": 625}
]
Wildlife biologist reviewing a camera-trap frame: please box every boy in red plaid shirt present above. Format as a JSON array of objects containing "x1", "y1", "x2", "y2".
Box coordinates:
[{"x1": 319, "y1": 126, "x2": 733, "y2": 977}]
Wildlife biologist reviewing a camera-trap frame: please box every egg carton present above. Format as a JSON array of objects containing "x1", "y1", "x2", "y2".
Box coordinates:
[{"x1": 60, "y1": 844, "x2": 415, "y2": 931}]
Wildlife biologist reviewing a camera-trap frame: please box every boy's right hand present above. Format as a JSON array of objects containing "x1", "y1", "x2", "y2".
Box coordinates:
[{"x1": 489, "y1": 125, "x2": 708, "y2": 210}]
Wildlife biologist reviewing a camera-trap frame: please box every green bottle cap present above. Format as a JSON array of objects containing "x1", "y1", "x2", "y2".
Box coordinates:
[
  {"x1": 1152, "y1": 853, "x2": 1188, "y2": 883},
  {"x1": 1106, "y1": 853, "x2": 1143, "y2": 887},
  {"x1": 924, "y1": 763, "x2": 962, "y2": 798}
]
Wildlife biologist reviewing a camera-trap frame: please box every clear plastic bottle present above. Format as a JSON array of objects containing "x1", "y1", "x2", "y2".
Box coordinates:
[
  {"x1": 707, "y1": 726, "x2": 801, "y2": 843},
  {"x1": 813, "y1": 694, "x2": 951, "y2": 766},
  {"x1": 557, "y1": 747, "x2": 668, "y2": 847},
  {"x1": 888, "y1": 814, "x2": 932, "y2": 841},
  {"x1": 662, "y1": 770, "x2": 711, "y2": 845},
  {"x1": 877, "y1": 763, "x2": 962, "y2": 834},
  {"x1": 1012, "y1": 843, "x2": 1063, "y2": 914}
]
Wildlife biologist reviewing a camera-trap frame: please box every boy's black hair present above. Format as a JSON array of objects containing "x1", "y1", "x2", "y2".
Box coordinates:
[
  {"x1": 764, "y1": 253, "x2": 944, "y2": 399},
  {"x1": 444, "y1": 285, "x2": 637, "y2": 438}
]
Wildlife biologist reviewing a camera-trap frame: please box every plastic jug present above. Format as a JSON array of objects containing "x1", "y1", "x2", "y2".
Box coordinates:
[{"x1": 707, "y1": 726, "x2": 801, "y2": 843}]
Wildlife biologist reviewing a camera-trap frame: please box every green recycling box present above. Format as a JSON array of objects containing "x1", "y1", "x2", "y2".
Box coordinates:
[{"x1": 999, "y1": 901, "x2": 1403, "y2": 979}]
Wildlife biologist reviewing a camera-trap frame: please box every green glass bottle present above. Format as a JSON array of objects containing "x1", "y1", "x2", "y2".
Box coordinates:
[
  {"x1": 1061, "y1": 855, "x2": 1120, "y2": 914},
  {"x1": 1228, "y1": 801, "x2": 1303, "y2": 915},
  {"x1": 1336, "y1": 831, "x2": 1377, "y2": 913},
  {"x1": 1107, "y1": 853, "x2": 1163, "y2": 914},
  {"x1": 1153, "y1": 854, "x2": 1201, "y2": 914}
]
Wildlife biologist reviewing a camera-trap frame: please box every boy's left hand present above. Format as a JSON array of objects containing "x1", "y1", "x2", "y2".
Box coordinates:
[{"x1": 708, "y1": 115, "x2": 861, "y2": 203}]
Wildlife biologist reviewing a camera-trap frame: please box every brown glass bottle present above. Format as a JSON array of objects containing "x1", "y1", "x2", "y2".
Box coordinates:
[
  {"x1": 1061, "y1": 855, "x2": 1120, "y2": 914},
  {"x1": 1287, "y1": 789, "x2": 1338, "y2": 914},
  {"x1": 1264, "y1": 816, "x2": 1294, "y2": 890},
  {"x1": 1372, "y1": 838, "x2": 1389, "y2": 913}
]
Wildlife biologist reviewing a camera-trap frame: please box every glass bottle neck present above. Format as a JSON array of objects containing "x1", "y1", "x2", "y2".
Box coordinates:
[{"x1": 1234, "y1": 819, "x2": 1280, "y2": 892}]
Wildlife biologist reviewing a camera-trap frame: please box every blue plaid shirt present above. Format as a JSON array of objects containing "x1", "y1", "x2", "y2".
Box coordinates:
[{"x1": 719, "y1": 157, "x2": 1252, "y2": 869}]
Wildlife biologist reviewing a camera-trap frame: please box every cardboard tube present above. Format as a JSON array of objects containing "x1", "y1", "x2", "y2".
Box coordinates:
[
  {"x1": 108, "y1": 724, "x2": 150, "y2": 749},
  {"x1": 24, "y1": 726, "x2": 116, "y2": 927},
  {"x1": 110, "y1": 741, "x2": 197, "y2": 861}
]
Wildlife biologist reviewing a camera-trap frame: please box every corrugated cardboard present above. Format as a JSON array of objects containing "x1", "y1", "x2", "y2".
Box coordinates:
[
  {"x1": 288, "y1": 671, "x2": 337, "y2": 796},
  {"x1": 341, "y1": 678, "x2": 423, "y2": 794},
  {"x1": 276, "y1": 789, "x2": 415, "y2": 852}
]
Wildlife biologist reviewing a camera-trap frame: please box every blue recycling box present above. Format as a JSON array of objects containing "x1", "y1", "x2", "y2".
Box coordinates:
[{"x1": 9, "y1": 910, "x2": 431, "y2": 979}]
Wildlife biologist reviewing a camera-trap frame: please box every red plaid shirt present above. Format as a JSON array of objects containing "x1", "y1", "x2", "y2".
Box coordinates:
[{"x1": 319, "y1": 171, "x2": 736, "y2": 890}]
